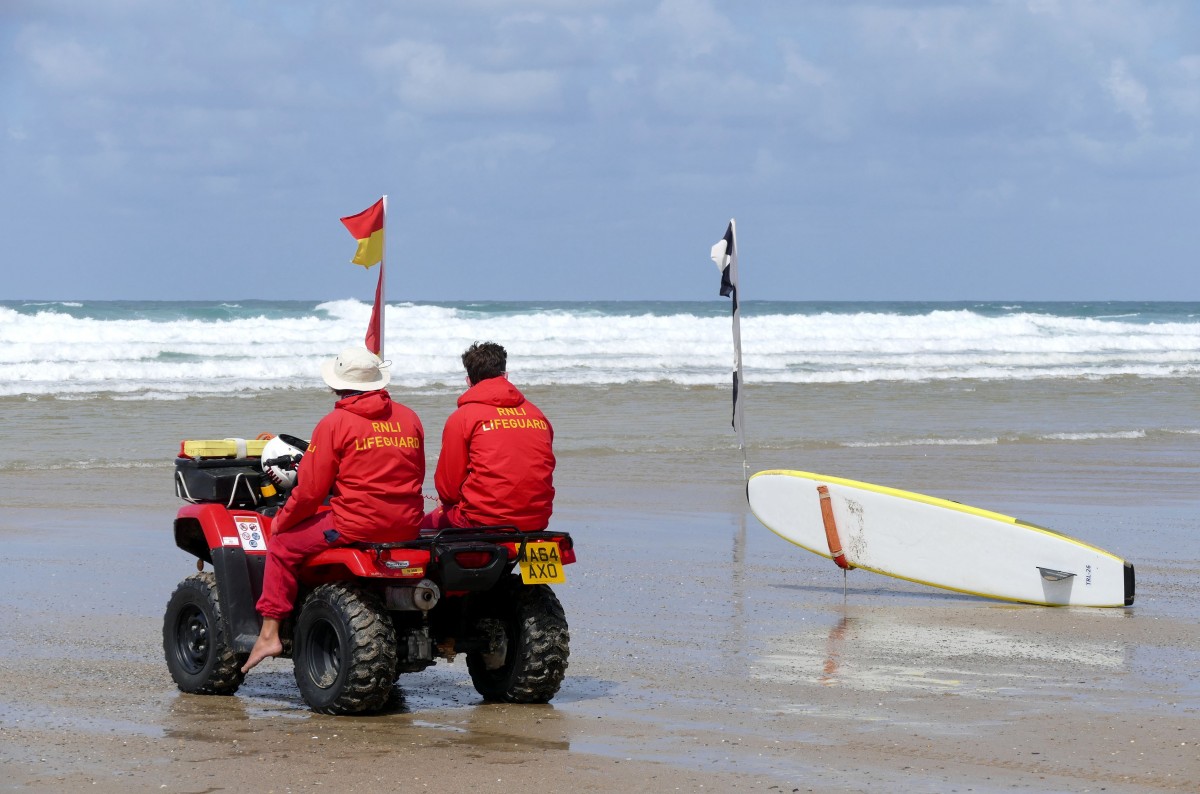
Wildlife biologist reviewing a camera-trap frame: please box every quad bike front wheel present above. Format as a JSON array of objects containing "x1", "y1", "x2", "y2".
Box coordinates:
[
  {"x1": 467, "y1": 578, "x2": 569, "y2": 703},
  {"x1": 163, "y1": 572, "x2": 245, "y2": 695},
  {"x1": 293, "y1": 583, "x2": 398, "y2": 714}
]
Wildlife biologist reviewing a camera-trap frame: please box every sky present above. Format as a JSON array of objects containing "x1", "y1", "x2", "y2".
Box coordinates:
[{"x1": 2, "y1": 0, "x2": 1199, "y2": 302}]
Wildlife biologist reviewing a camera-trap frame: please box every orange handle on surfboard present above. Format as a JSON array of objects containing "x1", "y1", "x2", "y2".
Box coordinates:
[{"x1": 817, "y1": 485, "x2": 854, "y2": 570}]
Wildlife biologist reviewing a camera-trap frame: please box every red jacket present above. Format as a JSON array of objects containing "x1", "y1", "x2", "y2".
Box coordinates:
[
  {"x1": 272, "y1": 390, "x2": 425, "y2": 543},
  {"x1": 434, "y1": 377, "x2": 555, "y2": 531}
]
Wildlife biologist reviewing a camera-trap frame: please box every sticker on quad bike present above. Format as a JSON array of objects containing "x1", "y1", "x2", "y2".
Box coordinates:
[
  {"x1": 234, "y1": 515, "x2": 267, "y2": 551},
  {"x1": 518, "y1": 541, "x2": 566, "y2": 584}
]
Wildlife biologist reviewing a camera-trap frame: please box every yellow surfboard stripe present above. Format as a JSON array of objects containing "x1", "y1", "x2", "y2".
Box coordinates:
[{"x1": 751, "y1": 469, "x2": 1125, "y2": 565}]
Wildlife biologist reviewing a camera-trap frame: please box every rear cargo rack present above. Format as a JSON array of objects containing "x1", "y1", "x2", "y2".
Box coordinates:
[
  {"x1": 353, "y1": 526, "x2": 572, "y2": 591},
  {"x1": 358, "y1": 525, "x2": 570, "y2": 555}
]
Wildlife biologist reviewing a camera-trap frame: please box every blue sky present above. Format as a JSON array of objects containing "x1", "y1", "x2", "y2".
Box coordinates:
[{"x1": 2, "y1": 0, "x2": 1198, "y2": 302}]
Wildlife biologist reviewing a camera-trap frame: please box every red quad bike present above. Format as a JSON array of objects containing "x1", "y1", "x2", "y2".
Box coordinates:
[{"x1": 163, "y1": 436, "x2": 575, "y2": 714}]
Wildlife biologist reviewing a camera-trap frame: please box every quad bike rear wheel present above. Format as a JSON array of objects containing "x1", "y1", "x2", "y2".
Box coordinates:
[
  {"x1": 467, "y1": 578, "x2": 569, "y2": 703},
  {"x1": 163, "y1": 572, "x2": 245, "y2": 695},
  {"x1": 293, "y1": 583, "x2": 398, "y2": 714}
]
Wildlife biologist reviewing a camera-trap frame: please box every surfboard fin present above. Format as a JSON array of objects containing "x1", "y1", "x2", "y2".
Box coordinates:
[{"x1": 1037, "y1": 567, "x2": 1075, "y2": 582}]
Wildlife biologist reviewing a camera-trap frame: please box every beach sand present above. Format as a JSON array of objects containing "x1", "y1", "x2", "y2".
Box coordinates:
[{"x1": 1, "y1": 385, "x2": 1198, "y2": 792}]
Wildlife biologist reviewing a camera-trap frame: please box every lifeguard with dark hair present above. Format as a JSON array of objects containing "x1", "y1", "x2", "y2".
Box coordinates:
[{"x1": 422, "y1": 341, "x2": 555, "y2": 532}]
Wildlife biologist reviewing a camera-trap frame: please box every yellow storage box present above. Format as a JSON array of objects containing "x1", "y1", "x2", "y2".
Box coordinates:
[{"x1": 179, "y1": 438, "x2": 268, "y2": 459}]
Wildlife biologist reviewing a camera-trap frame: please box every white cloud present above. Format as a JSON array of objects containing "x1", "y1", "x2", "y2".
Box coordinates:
[
  {"x1": 1105, "y1": 59, "x2": 1152, "y2": 132},
  {"x1": 18, "y1": 30, "x2": 109, "y2": 91},
  {"x1": 366, "y1": 39, "x2": 563, "y2": 115},
  {"x1": 418, "y1": 132, "x2": 557, "y2": 175},
  {"x1": 783, "y1": 51, "x2": 833, "y2": 90},
  {"x1": 648, "y1": 0, "x2": 737, "y2": 59}
]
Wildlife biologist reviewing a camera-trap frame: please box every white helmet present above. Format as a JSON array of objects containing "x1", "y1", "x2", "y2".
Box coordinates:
[{"x1": 261, "y1": 434, "x2": 307, "y2": 491}]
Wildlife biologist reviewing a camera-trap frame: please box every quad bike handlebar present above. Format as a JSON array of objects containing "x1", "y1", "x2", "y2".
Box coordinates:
[{"x1": 261, "y1": 454, "x2": 301, "y2": 470}]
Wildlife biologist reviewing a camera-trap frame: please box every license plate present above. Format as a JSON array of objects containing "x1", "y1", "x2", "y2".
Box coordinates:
[{"x1": 518, "y1": 541, "x2": 566, "y2": 584}]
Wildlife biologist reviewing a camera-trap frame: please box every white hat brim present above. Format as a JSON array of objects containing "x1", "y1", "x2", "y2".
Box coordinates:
[{"x1": 321, "y1": 357, "x2": 391, "y2": 391}]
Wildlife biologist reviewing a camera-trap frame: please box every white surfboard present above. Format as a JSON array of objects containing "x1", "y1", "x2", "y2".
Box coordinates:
[{"x1": 748, "y1": 469, "x2": 1134, "y2": 607}]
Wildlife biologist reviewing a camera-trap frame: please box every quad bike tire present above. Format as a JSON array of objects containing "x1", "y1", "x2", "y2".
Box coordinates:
[
  {"x1": 467, "y1": 578, "x2": 569, "y2": 703},
  {"x1": 293, "y1": 583, "x2": 398, "y2": 715},
  {"x1": 163, "y1": 572, "x2": 246, "y2": 695}
]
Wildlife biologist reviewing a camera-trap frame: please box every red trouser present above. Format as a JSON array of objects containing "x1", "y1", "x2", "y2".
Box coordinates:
[{"x1": 256, "y1": 511, "x2": 346, "y2": 620}]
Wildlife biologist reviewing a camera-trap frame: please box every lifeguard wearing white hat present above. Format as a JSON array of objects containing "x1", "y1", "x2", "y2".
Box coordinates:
[{"x1": 321, "y1": 346, "x2": 391, "y2": 392}]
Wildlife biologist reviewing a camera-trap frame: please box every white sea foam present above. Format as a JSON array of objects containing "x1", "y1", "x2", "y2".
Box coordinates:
[
  {"x1": 2, "y1": 302, "x2": 1199, "y2": 397},
  {"x1": 1041, "y1": 430, "x2": 1147, "y2": 441},
  {"x1": 842, "y1": 437, "x2": 1002, "y2": 448},
  {"x1": 842, "y1": 430, "x2": 1159, "y2": 448}
]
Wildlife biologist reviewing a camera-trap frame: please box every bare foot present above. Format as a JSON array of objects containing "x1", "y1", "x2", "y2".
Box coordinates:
[
  {"x1": 241, "y1": 636, "x2": 283, "y2": 673},
  {"x1": 241, "y1": 623, "x2": 284, "y2": 674}
]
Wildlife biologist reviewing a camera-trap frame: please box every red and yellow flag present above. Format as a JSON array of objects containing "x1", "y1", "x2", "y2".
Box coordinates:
[
  {"x1": 340, "y1": 197, "x2": 387, "y2": 356},
  {"x1": 340, "y1": 198, "x2": 385, "y2": 268}
]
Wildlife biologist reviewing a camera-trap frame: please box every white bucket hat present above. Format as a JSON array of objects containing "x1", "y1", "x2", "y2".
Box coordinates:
[{"x1": 321, "y1": 346, "x2": 391, "y2": 391}]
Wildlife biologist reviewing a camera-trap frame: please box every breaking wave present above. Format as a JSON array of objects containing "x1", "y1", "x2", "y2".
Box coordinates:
[{"x1": 2, "y1": 299, "x2": 1198, "y2": 397}]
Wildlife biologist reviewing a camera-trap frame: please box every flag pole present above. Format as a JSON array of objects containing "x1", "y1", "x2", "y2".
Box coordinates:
[
  {"x1": 730, "y1": 220, "x2": 747, "y2": 483},
  {"x1": 379, "y1": 194, "x2": 388, "y2": 360},
  {"x1": 712, "y1": 218, "x2": 748, "y2": 483}
]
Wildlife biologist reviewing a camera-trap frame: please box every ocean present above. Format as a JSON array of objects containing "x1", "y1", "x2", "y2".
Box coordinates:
[
  {"x1": 3, "y1": 299, "x2": 1199, "y2": 396},
  {"x1": 2, "y1": 299, "x2": 1197, "y2": 505},
  {"x1": 0, "y1": 299, "x2": 1195, "y2": 509},
  {"x1": 2, "y1": 298, "x2": 1200, "y2": 494}
]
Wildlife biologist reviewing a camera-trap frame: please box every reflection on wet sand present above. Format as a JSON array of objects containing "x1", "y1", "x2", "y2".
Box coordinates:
[
  {"x1": 756, "y1": 606, "x2": 1130, "y2": 696},
  {"x1": 161, "y1": 665, "x2": 574, "y2": 755},
  {"x1": 818, "y1": 616, "x2": 850, "y2": 686},
  {"x1": 158, "y1": 694, "x2": 572, "y2": 781}
]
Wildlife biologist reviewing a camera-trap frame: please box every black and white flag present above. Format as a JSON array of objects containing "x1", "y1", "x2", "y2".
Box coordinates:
[{"x1": 711, "y1": 219, "x2": 746, "y2": 466}]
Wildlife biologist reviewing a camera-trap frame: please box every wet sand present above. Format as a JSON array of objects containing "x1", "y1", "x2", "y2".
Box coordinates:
[
  {"x1": 2, "y1": 384, "x2": 1198, "y2": 792},
  {"x1": 2, "y1": 498, "x2": 1197, "y2": 793}
]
